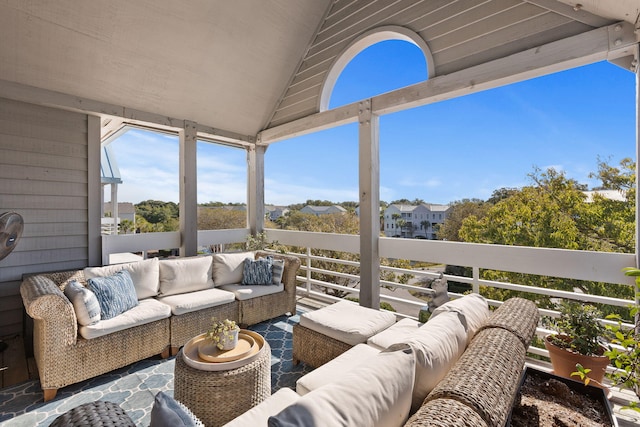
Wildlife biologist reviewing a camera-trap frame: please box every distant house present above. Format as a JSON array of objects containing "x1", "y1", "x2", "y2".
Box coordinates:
[
  {"x1": 300, "y1": 205, "x2": 347, "y2": 216},
  {"x1": 383, "y1": 203, "x2": 451, "y2": 239},
  {"x1": 265, "y1": 205, "x2": 289, "y2": 221},
  {"x1": 583, "y1": 189, "x2": 627, "y2": 202}
]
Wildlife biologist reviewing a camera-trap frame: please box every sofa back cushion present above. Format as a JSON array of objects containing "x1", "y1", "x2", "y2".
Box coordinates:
[
  {"x1": 212, "y1": 252, "x2": 254, "y2": 286},
  {"x1": 268, "y1": 344, "x2": 415, "y2": 427},
  {"x1": 430, "y1": 293, "x2": 489, "y2": 344},
  {"x1": 84, "y1": 257, "x2": 160, "y2": 300},
  {"x1": 159, "y1": 256, "x2": 214, "y2": 297},
  {"x1": 406, "y1": 310, "x2": 468, "y2": 413}
]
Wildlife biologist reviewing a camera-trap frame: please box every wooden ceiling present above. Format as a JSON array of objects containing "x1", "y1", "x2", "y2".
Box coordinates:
[{"x1": 0, "y1": 0, "x2": 638, "y2": 142}]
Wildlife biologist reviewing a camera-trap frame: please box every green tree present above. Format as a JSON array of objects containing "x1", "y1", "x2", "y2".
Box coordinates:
[
  {"x1": 439, "y1": 198, "x2": 489, "y2": 242},
  {"x1": 458, "y1": 161, "x2": 636, "y2": 316},
  {"x1": 136, "y1": 200, "x2": 179, "y2": 225},
  {"x1": 197, "y1": 207, "x2": 246, "y2": 230}
]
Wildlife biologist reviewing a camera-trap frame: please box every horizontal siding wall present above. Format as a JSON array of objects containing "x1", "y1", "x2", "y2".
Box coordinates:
[{"x1": 0, "y1": 97, "x2": 89, "y2": 337}]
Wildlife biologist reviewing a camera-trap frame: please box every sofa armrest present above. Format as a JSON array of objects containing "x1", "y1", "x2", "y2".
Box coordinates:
[{"x1": 20, "y1": 275, "x2": 78, "y2": 346}]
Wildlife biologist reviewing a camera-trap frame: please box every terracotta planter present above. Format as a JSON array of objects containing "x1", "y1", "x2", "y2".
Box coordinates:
[{"x1": 544, "y1": 335, "x2": 610, "y2": 386}]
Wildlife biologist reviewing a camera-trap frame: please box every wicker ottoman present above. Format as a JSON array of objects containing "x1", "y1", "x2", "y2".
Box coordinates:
[
  {"x1": 174, "y1": 340, "x2": 271, "y2": 427},
  {"x1": 293, "y1": 300, "x2": 396, "y2": 368}
]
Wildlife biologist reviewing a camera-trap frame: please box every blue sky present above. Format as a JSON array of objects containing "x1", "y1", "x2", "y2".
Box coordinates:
[{"x1": 109, "y1": 40, "x2": 636, "y2": 206}]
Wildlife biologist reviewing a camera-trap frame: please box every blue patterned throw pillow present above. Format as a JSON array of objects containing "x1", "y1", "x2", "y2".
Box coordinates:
[
  {"x1": 88, "y1": 270, "x2": 139, "y2": 320},
  {"x1": 242, "y1": 257, "x2": 273, "y2": 285},
  {"x1": 64, "y1": 280, "x2": 101, "y2": 326}
]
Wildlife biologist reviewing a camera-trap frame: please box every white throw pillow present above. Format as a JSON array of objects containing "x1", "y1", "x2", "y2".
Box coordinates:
[
  {"x1": 430, "y1": 293, "x2": 490, "y2": 343},
  {"x1": 407, "y1": 310, "x2": 468, "y2": 413},
  {"x1": 269, "y1": 344, "x2": 415, "y2": 427},
  {"x1": 158, "y1": 256, "x2": 214, "y2": 297},
  {"x1": 212, "y1": 252, "x2": 254, "y2": 286},
  {"x1": 63, "y1": 280, "x2": 101, "y2": 326},
  {"x1": 84, "y1": 257, "x2": 160, "y2": 300}
]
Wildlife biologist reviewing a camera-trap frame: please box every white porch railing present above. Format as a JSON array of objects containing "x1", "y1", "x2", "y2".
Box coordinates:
[{"x1": 102, "y1": 227, "x2": 638, "y2": 359}]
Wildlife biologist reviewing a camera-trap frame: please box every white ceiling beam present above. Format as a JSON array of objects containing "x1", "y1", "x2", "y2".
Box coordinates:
[
  {"x1": 260, "y1": 22, "x2": 637, "y2": 144},
  {"x1": 0, "y1": 79, "x2": 254, "y2": 146}
]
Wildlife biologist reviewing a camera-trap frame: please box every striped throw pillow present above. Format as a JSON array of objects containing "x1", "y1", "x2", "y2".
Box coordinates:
[
  {"x1": 271, "y1": 258, "x2": 285, "y2": 284},
  {"x1": 88, "y1": 270, "x2": 139, "y2": 320},
  {"x1": 64, "y1": 280, "x2": 101, "y2": 326},
  {"x1": 242, "y1": 257, "x2": 273, "y2": 285}
]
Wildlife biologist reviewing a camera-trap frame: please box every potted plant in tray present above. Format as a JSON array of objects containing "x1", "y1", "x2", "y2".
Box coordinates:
[
  {"x1": 601, "y1": 267, "x2": 640, "y2": 407},
  {"x1": 544, "y1": 300, "x2": 610, "y2": 385},
  {"x1": 206, "y1": 318, "x2": 240, "y2": 350}
]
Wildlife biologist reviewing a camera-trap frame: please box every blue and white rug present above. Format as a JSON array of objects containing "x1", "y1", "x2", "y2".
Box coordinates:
[{"x1": 0, "y1": 312, "x2": 312, "y2": 426}]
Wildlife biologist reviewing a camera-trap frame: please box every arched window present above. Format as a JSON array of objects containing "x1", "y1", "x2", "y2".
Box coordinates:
[{"x1": 320, "y1": 26, "x2": 433, "y2": 111}]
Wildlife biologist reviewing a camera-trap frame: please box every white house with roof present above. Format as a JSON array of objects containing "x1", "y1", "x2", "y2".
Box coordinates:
[
  {"x1": 265, "y1": 205, "x2": 289, "y2": 221},
  {"x1": 383, "y1": 203, "x2": 451, "y2": 239},
  {"x1": 300, "y1": 205, "x2": 347, "y2": 216}
]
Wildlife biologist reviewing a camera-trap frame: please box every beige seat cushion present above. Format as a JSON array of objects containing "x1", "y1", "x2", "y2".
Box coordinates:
[
  {"x1": 299, "y1": 300, "x2": 396, "y2": 346},
  {"x1": 218, "y1": 283, "x2": 284, "y2": 301},
  {"x1": 269, "y1": 344, "x2": 415, "y2": 427},
  {"x1": 156, "y1": 287, "x2": 236, "y2": 315},
  {"x1": 222, "y1": 388, "x2": 301, "y2": 427},
  {"x1": 296, "y1": 343, "x2": 381, "y2": 395},
  {"x1": 79, "y1": 298, "x2": 171, "y2": 340},
  {"x1": 367, "y1": 317, "x2": 421, "y2": 350}
]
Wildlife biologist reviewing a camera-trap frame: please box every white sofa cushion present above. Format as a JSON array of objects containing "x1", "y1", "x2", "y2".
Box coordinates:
[
  {"x1": 269, "y1": 344, "x2": 415, "y2": 427},
  {"x1": 296, "y1": 343, "x2": 381, "y2": 395},
  {"x1": 367, "y1": 317, "x2": 421, "y2": 350},
  {"x1": 64, "y1": 280, "x2": 101, "y2": 326},
  {"x1": 406, "y1": 310, "x2": 468, "y2": 413},
  {"x1": 430, "y1": 293, "x2": 489, "y2": 343},
  {"x1": 79, "y1": 298, "x2": 171, "y2": 340},
  {"x1": 299, "y1": 300, "x2": 396, "y2": 346},
  {"x1": 84, "y1": 257, "x2": 160, "y2": 300},
  {"x1": 223, "y1": 388, "x2": 301, "y2": 427},
  {"x1": 212, "y1": 252, "x2": 254, "y2": 286},
  {"x1": 159, "y1": 256, "x2": 214, "y2": 297},
  {"x1": 218, "y1": 283, "x2": 284, "y2": 301},
  {"x1": 156, "y1": 288, "x2": 236, "y2": 315}
]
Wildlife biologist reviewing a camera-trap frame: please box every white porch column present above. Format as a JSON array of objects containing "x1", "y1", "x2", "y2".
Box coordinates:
[
  {"x1": 180, "y1": 120, "x2": 198, "y2": 256},
  {"x1": 87, "y1": 115, "x2": 102, "y2": 266},
  {"x1": 358, "y1": 99, "x2": 380, "y2": 309},
  {"x1": 247, "y1": 141, "x2": 266, "y2": 234}
]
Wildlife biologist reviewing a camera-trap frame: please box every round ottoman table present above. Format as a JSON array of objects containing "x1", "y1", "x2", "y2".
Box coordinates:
[{"x1": 174, "y1": 338, "x2": 271, "y2": 427}]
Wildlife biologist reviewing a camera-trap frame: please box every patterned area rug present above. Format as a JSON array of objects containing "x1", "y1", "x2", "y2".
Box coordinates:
[{"x1": 0, "y1": 312, "x2": 311, "y2": 426}]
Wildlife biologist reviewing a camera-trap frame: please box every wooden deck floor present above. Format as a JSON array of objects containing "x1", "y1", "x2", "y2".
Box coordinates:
[{"x1": 0, "y1": 335, "x2": 33, "y2": 389}]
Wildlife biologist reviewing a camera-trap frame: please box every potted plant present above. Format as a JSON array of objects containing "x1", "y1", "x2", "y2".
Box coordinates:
[
  {"x1": 544, "y1": 300, "x2": 609, "y2": 385},
  {"x1": 206, "y1": 318, "x2": 240, "y2": 350}
]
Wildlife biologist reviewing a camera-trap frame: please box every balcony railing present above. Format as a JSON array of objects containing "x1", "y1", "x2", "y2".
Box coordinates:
[{"x1": 102, "y1": 227, "x2": 638, "y2": 361}]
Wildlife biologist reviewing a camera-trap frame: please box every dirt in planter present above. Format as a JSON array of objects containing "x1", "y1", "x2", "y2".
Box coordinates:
[{"x1": 509, "y1": 373, "x2": 613, "y2": 427}]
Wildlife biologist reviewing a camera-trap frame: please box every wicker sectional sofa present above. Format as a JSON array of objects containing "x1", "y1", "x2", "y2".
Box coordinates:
[
  {"x1": 20, "y1": 250, "x2": 300, "y2": 402},
  {"x1": 223, "y1": 296, "x2": 539, "y2": 427}
]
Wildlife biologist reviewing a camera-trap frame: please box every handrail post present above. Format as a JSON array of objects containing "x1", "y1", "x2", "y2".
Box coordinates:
[
  {"x1": 306, "y1": 247, "x2": 312, "y2": 295},
  {"x1": 472, "y1": 266, "x2": 480, "y2": 294}
]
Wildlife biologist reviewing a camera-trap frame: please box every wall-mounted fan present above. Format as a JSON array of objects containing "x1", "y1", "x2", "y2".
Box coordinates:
[{"x1": 0, "y1": 212, "x2": 23, "y2": 261}]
